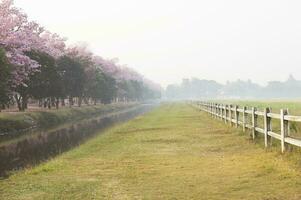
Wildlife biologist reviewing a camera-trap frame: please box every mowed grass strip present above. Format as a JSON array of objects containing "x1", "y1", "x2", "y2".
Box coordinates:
[{"x1": 1, "y1": 103, "x2": 301, "y2": 200}]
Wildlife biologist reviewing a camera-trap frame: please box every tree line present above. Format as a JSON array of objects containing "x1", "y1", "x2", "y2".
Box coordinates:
[
  {"x1": 0, "y1": 1, "x2": 161, "y2": 111},
  {"x1": 165, "y1": 75, "x2": 301, "y2": 99}
]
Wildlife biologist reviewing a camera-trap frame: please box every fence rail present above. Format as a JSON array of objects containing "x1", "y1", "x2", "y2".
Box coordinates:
[{"x1": 190, "y1": 101, "x2": 301, "y2": 153}]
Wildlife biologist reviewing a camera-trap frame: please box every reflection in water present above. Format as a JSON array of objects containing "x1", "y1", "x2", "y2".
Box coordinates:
[{"x1": 0, "y1": 105, "x2": 156, "y2": 177}]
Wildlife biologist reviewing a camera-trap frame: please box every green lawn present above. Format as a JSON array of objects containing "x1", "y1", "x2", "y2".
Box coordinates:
[{"x1": 1, "y1": 103, "x2": 301, "y2": 199}]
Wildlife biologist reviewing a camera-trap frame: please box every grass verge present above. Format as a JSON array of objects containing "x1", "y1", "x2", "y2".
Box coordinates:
[
  {"x1": 0, "y1": 103, "x2": 136, "y2": 134},
  {"x1": 1, "y1": 103, "x2": 301, "y2": 199}
]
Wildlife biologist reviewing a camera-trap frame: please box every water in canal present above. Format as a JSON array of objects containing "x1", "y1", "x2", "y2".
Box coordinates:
[{"x1": 0, "y1": 104, "x2": 157, "y2": 177}]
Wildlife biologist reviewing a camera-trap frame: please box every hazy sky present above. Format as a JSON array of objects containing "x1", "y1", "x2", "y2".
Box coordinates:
[{"x1": 14, "y1": 0, "x2": 301, "y2": 87}]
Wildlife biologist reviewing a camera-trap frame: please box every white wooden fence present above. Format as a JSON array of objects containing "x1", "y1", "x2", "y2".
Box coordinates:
[{"x1": 191, "y1": 101, "x2": 301, "y2": 153}]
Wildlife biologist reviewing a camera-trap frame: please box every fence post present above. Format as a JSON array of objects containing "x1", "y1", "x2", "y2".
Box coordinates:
[
  {"x1": 228, "y1": 105, "x2": 230, "y2": 124},
  {"x1": 216, "y1": 104, "x2": 219, "y2": 119},
  {"x1": 229, "y1": 105, "x2": 232, "y2": 126},
  {"x1": 235, "y1": 105, "x2": 239, "y2": 128},
  {"x1": 287, "y1": 109, "x2": 291, "y2": 151},
  {"x1": 214, "y1": 103, "x2": 217, "y2": 119},
  {"x1": 242, "y1": 106, "x2": 246, "y2": 132},
  {"x1": 217, "y1": 104, "x2": 221, "y2": 119},
  {"x1": 264, "y1": 108, "x2": 271, "y2": 148},
  {"x1": 206, "y1": 103, "x2": 210, "y2": 114},
  {"x1": 219, "y1": 104, "x2": 223, "y2": 120},
  {"x1": 280, "y1": 109, "x2": 289, "y2": 153},
  {"x1": 287, "y1": 109, "x2": 290, "y2": 137},
  {"x1": 207, "y1": 102, "x2": 209, "y2": 114},
  {"x1": 224, "y1": 104, "x2": 228, "y2": 124},
  {"x1": 207, "y1": 103, "x2": 210, "y2": 114},
  {"x1": 221, "y1": 104, "x2": 224, "y2": 121},
  {"x1": 252, "y1": 107, "x2": 257, "y2": 140},
  {"x1": 208, "y1": 102, "x2": 210, "y2": 113}
]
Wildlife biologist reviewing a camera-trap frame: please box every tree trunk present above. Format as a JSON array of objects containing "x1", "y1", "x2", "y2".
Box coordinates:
[
  {"x1": 44, "y1": 99, "x2": 47, "y2": 108},
  {"x1": 83, "y1": 97, "x2": 89, "y2": 105},
  {"x1": 78, "y1": 97, "x2": 82, "y2": 107},
  {"x1": 55, "y1": 98, "x2": 59, "y2": 109},
  {"x1": 21, "y1": 94, "x2": 28, "y2": 111},
  {"x1": 69, "y1": 97, "x2": 73, "y2": 107},
  {"x1": 15, "y1": 94, "x2": 22, "y2": 111},
  {"x1": 47, "y1": 98, "x2": 51, "y2": 109},
  {"x1": 51, "y1": 97, "x2": 56, "y2": 107}
]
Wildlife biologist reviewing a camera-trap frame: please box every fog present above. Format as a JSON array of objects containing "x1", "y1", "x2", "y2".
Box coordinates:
[{"x1": 15, "y1": 0, "x2": 301, "y2": 87}]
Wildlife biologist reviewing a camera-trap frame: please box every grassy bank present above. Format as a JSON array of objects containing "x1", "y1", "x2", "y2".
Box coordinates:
[
  {"x1": 0, "y1": 103, "x2": 137, "y2": 134},
  {"x1": 1, "y1": 103, "x2": 301, "y2": 199}
]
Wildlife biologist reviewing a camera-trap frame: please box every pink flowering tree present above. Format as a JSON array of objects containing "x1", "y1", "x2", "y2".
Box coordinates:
[
  {"x1": 0, "y1": 0, "x2": 42, "y2": 86},
  {"x1": 93, "y1": 55, "x2": 161, "y2": 101},
  {"x1": 0, "y1": 0, "x2": 69, "y2": 110},
  {"x1": 0, "y1": 0, "x2": 160, "y2": 110}
]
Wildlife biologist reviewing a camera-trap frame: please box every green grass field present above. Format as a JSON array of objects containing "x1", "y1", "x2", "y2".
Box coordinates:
[
  {"x1": 212, "y1": 100, "x2": 301, "y2": 139},
  {"x1": 217, "y1": 99, "x2": 301, "y2": 115},
  {"x1": 1, "y1": 103, "x2": 301, "y2": 199}
]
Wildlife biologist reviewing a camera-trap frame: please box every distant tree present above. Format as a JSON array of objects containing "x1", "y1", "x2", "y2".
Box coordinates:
[
  {"x1": 27, "y1": 51, "x2": 63, "y2": 109},
  {"x1": 221, "y1": 79, "x2": 262, "y2": 98},
  {"x1": 165, "y1": 78, "x2": 222, "y2": 99},
  {"x1": 84, "y1": 68, "x2": 116, "y2": 105},
  {"x1": 101, "y1": 74, "x2": 117, "y2": 104},
  {"x1": 57, "y1": 56, "x2": 85, "y2": 107},
  {"x1": 118, "y1": 80, "x2": 143, "y2": 101},
  {"x1": 264, "y1": 75, "x2": 301, "y2": 98}
]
